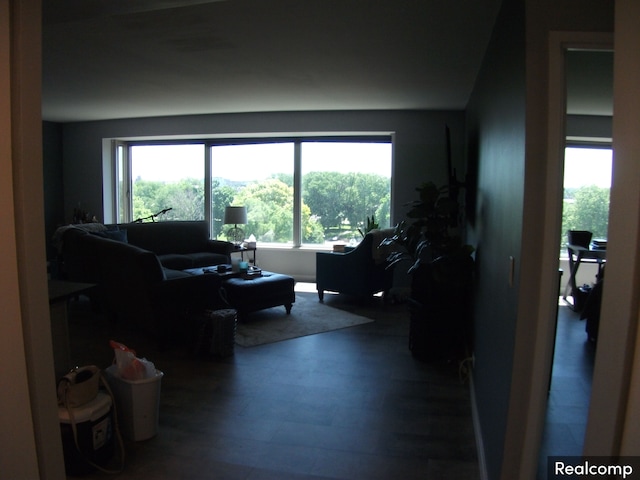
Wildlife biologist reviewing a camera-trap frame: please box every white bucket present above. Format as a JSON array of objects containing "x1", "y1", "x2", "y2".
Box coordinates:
[{"x1": 104, "y1": 365, "x2": 163, "y2": 441}]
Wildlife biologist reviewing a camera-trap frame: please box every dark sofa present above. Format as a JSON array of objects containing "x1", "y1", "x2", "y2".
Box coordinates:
[
  {"x1": 112, "y1": 220, "x2": 231, "y2": 270},
  {"x1": 57, "y1": 221, "x2": 233, "y2": 340}
]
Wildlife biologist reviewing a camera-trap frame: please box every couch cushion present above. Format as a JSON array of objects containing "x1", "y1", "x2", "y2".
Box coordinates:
[
  {"x1": 158, "y1": 252, "x2": 229, "y2": 270},
  {"x1": 117, "y1": 221, "x2": 210, "y2": 255},
  {"x1": 162, "y1": 268, "x2": 192, "y2": 280},
  {"x1": 187, "y1": 252, "x2": 229, "y2": 268},
  {"x1": 99, "y1": 239, "x2": 165, "y2": 284},
  {"x1": 157, "y1": 254, "x2": 195, "y2": 270},
  {"x1": 60, "y1": 228, "x2": 103, "y2": 284}
]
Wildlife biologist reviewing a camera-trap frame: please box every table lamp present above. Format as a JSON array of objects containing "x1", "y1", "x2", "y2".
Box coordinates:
[{"x1": 224, "y1": 206, "x2": 247, "y2": 245}]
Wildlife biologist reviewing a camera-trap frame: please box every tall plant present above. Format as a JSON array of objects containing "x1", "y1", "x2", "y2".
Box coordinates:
[
  {"x1": 381, "y1": 125, "x2": 474, "y2": 287},
  {"x1": 382, "y1": 182, "x2": 474, "y2": 278}
]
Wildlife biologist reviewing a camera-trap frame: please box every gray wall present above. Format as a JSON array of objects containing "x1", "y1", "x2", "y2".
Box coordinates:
[
  {"x1": 42, "y1": 121, "x2": 65, "y2": 261},
  {"x1": 465, "y1": 0, "x2": 526, "y2": 477},
  {"x1": 467, "y1": 0, "x2": 614, "y2": 478},
  {"x1": 566, "y1": 114, "x2": 612, "y2": 140}
]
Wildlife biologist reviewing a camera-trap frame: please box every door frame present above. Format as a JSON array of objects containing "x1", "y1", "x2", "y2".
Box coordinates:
[{"x1": 530, "y1": 30, "x2": 613, "y2": 472}]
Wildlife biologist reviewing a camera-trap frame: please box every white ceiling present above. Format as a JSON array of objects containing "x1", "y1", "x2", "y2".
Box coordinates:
[
  {"x1": 41, "y1": 1, "x2": 612, "y2": 123},
  {"x1": 42, "y1": 0, "x2": 505, "y2": 122}
]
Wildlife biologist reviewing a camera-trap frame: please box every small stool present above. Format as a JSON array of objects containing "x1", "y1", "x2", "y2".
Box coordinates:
[{"x1": 222, "y1": 272, "x2": 295, "y2": 320}]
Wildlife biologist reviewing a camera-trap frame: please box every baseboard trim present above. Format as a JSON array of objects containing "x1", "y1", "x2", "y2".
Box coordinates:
[{"x1": 470, "y1": 372, "x2": 489, "y2": 480}]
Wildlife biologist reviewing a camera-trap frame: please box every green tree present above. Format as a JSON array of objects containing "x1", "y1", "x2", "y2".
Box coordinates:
[
  {"x1": 561, "y1": 185, "x2": 610, "y2": 249},
  {"x1": 375, "y1": 192, "x2": 391, "y2": 228},
  {"x1": 133, "y1": 178, "x2": 238, "y2": 236},
  {"x1": 347, "y1": 172, "x2": 390, "y2": 233},
  {"x1": 131, "y1": 171, "x2": 390, "y2": 243},
  {"x1": 232, "y1": 178, "x2": 325, "y2": 243},
  {"x1": 234, "y1": 179, "x2": 294, "y2": 242},
  {"x1": 301, "y1": 205, "x2": 325, "y2": 244},
  {"x1": 272, "y1": 173, "x2": 293, "y2": 187},
  {"x1": 132, "y1": 177, "x2": 204, "y2": 221},
  {"x1": 303, "y1": 171, "x2": 390, "y2": 238},
  {"x1": 163, "y1": 178, "x2": 205, "y2": 220},
  {"x1": 303, "y1": 171, "x2": 345, "y2": 229},
  {"x1": 212, "y1": 180, "x2": 236, "y2": 238},
  {"x1": 132, "y1": 194, "x2": 154, "y2": 222}
]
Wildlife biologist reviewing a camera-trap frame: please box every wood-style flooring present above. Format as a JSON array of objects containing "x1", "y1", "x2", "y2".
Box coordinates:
[
  {"x1": 65, "y1": 285, "x2": 479, "y2": 480},
  {"x1": 537, "y1": 301, "x2": 595, "y2": 479}
]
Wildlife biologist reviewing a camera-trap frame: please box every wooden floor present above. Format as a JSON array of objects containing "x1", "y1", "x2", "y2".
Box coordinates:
[
  {"x1": 537, "y1": 301, "x2": 595, "y2": 479},
  {"x1": 65, "y1": 287, "x2": 479, "y2": 480}
]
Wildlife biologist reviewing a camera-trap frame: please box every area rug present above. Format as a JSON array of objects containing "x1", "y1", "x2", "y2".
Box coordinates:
[{"x1": 235, "y1": 291, "x2": 374, "y2": 347}]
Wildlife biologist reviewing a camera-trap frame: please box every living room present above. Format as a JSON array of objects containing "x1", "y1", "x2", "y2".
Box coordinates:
[
  {"x1": 43, "y1": 110, "x2": 468, "y2": 281},
  {"x1": 4, "y1": 1, "x2": 640, "y2": 479}
]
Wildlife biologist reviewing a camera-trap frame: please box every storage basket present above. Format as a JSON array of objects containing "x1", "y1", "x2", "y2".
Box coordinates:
[{"x1": 193, "y1": 308, "x2": 237, "y2": 357}]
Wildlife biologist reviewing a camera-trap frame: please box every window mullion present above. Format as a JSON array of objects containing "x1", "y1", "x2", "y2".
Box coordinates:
[
  {"x1": 293, "y1": 141, "x2": 302, "y2": 247},
  {"x1": 125, "y1": 144, "x2": 132, "y2": 223},
  {"x1": 204, "y1": 145, "x2": 212, "y2": 236},
  {"x1": 114, "y1": 141, "x2": 132, "y2": 223}
]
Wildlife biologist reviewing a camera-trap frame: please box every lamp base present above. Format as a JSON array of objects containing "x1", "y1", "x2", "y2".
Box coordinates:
[{"x1": 226, "y1": 226, "x2": 244, "y2": 245}]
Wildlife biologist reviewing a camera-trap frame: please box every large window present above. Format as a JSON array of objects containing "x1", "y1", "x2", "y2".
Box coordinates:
[
  {"x1": 130, "y1": 144, "x2": 205, "y2": 222},
  {"x1": 561, "y1": 145, "x2": 612, "y2": 253},
  {"x1": 210, "y1": 142, "x2": 295, "y2": 243},
  {"x1": 116, "y1": 137, "x2": 392, "y2": 247},
  {"x1": 301, "y1": 142, "x2": 391, "y2": 245}
]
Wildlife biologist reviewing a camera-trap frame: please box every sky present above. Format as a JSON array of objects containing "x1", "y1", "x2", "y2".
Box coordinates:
[
  {"x1": 131, "y1": 143, "x2": 609, "y2": 189},
  {"x1": 131, "y1": 142, "x2": 392, "y2": 183},
  {"x1": 563, "y1": 147, "x2": 612, "y2": 189}
]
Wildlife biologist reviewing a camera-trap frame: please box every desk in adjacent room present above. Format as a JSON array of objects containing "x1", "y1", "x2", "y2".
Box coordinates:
[{"x1": 562, "y1": 244, "x2": 606, "y2": 311}]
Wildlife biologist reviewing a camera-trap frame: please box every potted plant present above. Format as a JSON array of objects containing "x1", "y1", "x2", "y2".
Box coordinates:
[
  {"x1": 382, "y1": 181, "x2": 475, "y2": 361},
  {"x1": 358, "y1": 214, "x2": 380, "y2": 238}
]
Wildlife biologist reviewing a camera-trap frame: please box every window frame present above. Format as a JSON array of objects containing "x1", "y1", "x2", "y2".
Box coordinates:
[{"x1": 111, "y1": 134, "x2": 393, "y2": 247}]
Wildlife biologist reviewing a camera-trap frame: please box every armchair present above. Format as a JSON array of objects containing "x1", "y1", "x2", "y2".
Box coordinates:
[{"x1": 316, "y1": 229, "x2": 395, "y2": 301}]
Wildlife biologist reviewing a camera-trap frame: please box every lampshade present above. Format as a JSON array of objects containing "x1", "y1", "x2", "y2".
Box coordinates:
[{"x1": 223, "y1": 206, "x2": 247, "y2": 225}]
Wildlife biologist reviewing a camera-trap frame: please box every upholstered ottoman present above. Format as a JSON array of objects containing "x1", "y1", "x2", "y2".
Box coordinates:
[{"x1": 222, "y1": 272, "x2": 295, "y2": 320}]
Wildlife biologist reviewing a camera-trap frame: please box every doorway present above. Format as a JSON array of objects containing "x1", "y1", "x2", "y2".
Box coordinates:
[{"x1": 537, "y1": 41, "x2": 613, "y2": 479}]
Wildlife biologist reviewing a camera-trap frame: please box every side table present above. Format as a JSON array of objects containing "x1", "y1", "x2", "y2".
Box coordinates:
[{"x1": 232, "y1": 245, "x2": 257, "y2": 265}]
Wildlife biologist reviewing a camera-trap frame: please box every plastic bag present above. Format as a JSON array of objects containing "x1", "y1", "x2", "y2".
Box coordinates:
[{"x1": 110, "y1": 340, "x2": 156, "y2": 381}]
